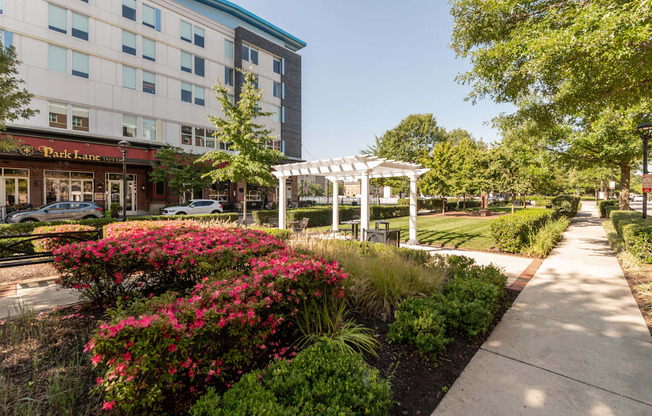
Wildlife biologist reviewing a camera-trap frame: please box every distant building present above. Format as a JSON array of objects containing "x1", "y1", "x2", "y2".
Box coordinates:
[{"x1": 0, "y1": 0, "x2": 305, "y2": 217}]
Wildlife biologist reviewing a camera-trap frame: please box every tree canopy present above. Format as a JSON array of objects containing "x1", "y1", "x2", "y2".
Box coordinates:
[
  {"x1": 149, "y1": 146, "x2": 214, "y2": 203},
  {"x1": 199, "y1": 69, "x2": 282, "y2": 221}
]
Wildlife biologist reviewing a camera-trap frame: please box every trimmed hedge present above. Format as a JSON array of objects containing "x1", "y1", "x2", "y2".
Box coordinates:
[
  {"x1": 598, "y1": 200, "x2": 619, "y2": 218},
  {"x1": 189, "y1": 341, "x2": 392, "y2": 416},
  {"x1": 253, "y1": 206, "x2": 410, "y2": 227},
  {"x1": 551, "y1": 195, "x2": 580, "y2": 217},
  {"x1": 609, "y1": 210, "x2": 652, "y2": 263},
  {"x1": 490, "y1": 209, "x2": 553, "y2": 253}
]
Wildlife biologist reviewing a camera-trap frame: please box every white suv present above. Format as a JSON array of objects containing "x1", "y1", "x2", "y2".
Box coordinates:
[{"x1": 161, "y1": 199, "x2": 223, "y2": 215}]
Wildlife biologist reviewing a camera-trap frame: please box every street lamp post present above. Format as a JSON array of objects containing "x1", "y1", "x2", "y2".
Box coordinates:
[
  {"x1": 118, "y1": 140, "x2": 131, "y2": 221},
  {"x1": 637, "y1": 122, "x2": 652, "y2": 220}
]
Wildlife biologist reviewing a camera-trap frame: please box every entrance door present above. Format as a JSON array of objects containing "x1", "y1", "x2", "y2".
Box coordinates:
[
  {"x1": 0, "y1": 174, "x2": 29, "y2": 219},
  {"x1": 107, "y1": 179, "x2": 136, "y2": 214}
]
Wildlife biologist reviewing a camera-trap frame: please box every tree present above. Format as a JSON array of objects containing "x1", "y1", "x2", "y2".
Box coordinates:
[
  {"x1": 199, "y1": 70, "x2": 282, "y2": 223},
  {"x1": 450, "y1": 0, "x2": 652, "y2": 209},
  {"x1": 298, "y1": 181, "x2": 324, "y2": 197},
  {"x1": 486, "y1": 145, "x2": 531, "y2": 214},
  {"x1": 0, "y1": 46, "x2": 38, "y2": 150},
  {"x1": 449, "y1": 137, "x2": 487, "y2": 209},
  {"x1": 419, "y1": 141, "x2": 455, "y2": 214},
  {"x1": 365, "y1": 114, "x2": 445, "y2": 194},
  {"x1": 149, "y1": 146, "x2": 214, "y2": 203}
]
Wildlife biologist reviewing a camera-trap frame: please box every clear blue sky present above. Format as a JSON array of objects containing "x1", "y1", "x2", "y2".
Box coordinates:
[{"x1": 234, "y1": 0, "x2": 514, "y2": 161}]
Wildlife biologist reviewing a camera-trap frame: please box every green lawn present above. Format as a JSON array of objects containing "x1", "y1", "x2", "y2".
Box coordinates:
[{"x1": 311, "y1": 215, "x2": 496, "y2": 251}]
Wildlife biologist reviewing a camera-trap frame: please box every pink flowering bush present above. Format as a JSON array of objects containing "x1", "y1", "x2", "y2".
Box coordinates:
[
  {"x1": 104, "y1": 220, "x2": 202, "y2": 238},
  {"x1": 53, "y1": 227, "x2": 287, "y2": 303},
  {"x1": 88, "y1": 248, "x2": 348, "y2": 414},
  {"x1": 32, "y1": 224, "x2": 96, "y2": 253}
]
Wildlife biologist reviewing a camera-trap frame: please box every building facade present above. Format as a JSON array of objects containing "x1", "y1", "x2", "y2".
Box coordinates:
[{"x1": 0, "y1": 0, "x2": 304, "y2": 217}]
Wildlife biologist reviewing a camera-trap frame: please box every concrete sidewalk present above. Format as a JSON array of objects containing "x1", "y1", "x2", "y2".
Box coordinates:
[
  {"x1": 434, "y1": 202, "x2": 652, "y2": 415},
  {"x1": 403, "y1": 243, "x2": 534, "y2": 286},
  {"x1": 0, "y1": 278, "x2": 80, "y2": 319}
]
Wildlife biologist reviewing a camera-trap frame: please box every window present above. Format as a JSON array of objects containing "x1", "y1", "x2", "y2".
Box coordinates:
[
  {"x1": 194, "y1": 86, "x2": 204, "y2": 106},
  {"x1": 273, "y1": 58, "x2": 281, "y2": 74},
  {"x1": 224, "y1": 39, "x2": 233, "y2": 59},
  {"x1": 142, "y1": 37, "x2": 155, "y2": 61},
  {"x1": 71, "y1": 13, "x2": 89, "y2": 40},
  {"x1": 123, "y1": 115, "x2": 137, "y2": 137},
  {"x1": 48, "y1": 5, "x2": 67, "y2": 34},
  {"x1": 143, "y1": 71, "x2": 155, "y2": 94},
  {"x1": 180, "y1": 51, "x2": 192, "y2": 73},
  {"x1": 194, "y1": 27, "x2": 204, "y2": 47},
  {"x1": 227, "y1": 95, "x2": 235, "y2": 106},
  {"x1": 241, "y1": 44, "x2": 249, "y2": 62},
  {"x1": 122, "y1": 30, "x2": 136, "y2": 55},
  {"x1": 180, "y1": 20, "x2": 192, "y2": 43},
  {"x1": 205, "y1": 130, "x2": 215, "y2": 148},
  {"x1": 71, "y1": 51, "x2": 89, "y2": 78},
  {"x1": 71, "y1": 106, "x2": 89, "y2": 132},
  {"x1": 122, "y1": 0, "x2": 136, "y2": 21},
  {"x1": 242, "y1": 45, "x2": 258, "y2": 65},
  {"x1": 273, "y1": 82, "x2": 281, "y2": 98},
  {"x1": 195, "y1": 128, "x2": 205, "y2": 147},
  {"x1": 142, "y1": 4, "x2": 161, "y2": 31},
  {"x1": 194, "y1": 56, "x2": 205, "y2": 77},
  {"x1": 181, "y1": 125, "x2": 192, "y2": 145},
  {"x1": 155, "y1": 181, "x2": 165, "y2": 196},
  {"x1": 48, "y1": 45, "x2": 67, "y2": 74},
  {"x1": 272, "y1": 106, "x2": 281, "y2": 123},
  {"x1": 143, "y1": 118, "x2": 156, "y2": 141},
  {"x1": 48, "y1": 102, "x2": 67, "y2": 129},
  {"x1": 181, "y1": 82, "x2": 192, "y2": 103},
  {"x1": 224, "y1": 67, "x2": 234, "y2": 86},
  {"x1": 1, "y1": 31, "x2": 13, "y2": 49},
  {"x1": 282, "y1": 106, "x2": 286, "y2": 123},
  {"x1": 250, "y1": 48, "x2": 258, "y2": 65},
  {"x1": 0, "y1": 0, "x2": 3, "y2": 14},
  {"x1": 122, "y1": 65, "x2": 136, "y2": 89}
]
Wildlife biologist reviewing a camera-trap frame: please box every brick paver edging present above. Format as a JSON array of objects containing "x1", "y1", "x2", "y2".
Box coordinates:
[{"x1": 509, "y1": 258, "x2": 543, "y2": 292}]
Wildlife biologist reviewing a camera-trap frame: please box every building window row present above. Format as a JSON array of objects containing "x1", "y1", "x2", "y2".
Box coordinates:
[
  {"x1": 48, "y1": 45, "x2": 89, "y2": 78},
  {"x1": 48, "y1": 4, "x2": 89, "y2": 41},
  {"x1": 122, "y1": 30, "x2": 157, "y2": 62},
  {"x1": 122, "y1": 0, "x2": 161, "y2": 31},
  {"x1": 180, "y1": 20, "x2": 204, "y2": 47},
  {"x1": 181, "y1": 83, "x2": 205, "y2": 106},
  {"x1": 122, "y1": 65, "x2": 156, "y2": 95},
  {"x1": 242, "y1": 44, "x2": 258, "y2": 65},
  {"x1": 180, "y1": 52, "x2": 204, "y2": 77},
  {"x1": 48, "y1": 102, "x2": 89, "y2": 132},
  {"x1": 181, "y1": 126, "x2": 222, "y2": 149},
  {"x1": 123, "y1": 115, "x2": 159, "y2": 141}
]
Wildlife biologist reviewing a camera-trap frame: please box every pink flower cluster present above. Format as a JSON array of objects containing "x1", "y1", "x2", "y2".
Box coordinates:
[
  {"x1": 104, "y1": 220, "x2": 201, "y2": 238},
  {"x1": 53, "y1": 225, "x2": 287, "y2": 303},
  {"x1": 87, "y1": 247, "x2": 348, "y2": 414},
  {"x1": 32, "y1": 224, "x2": 96, "y2": 253}
]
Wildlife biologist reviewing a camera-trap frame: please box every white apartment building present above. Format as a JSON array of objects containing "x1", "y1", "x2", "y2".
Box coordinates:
[{"x1": 0, "y1": 0, "x2": 305, "y2": 215}]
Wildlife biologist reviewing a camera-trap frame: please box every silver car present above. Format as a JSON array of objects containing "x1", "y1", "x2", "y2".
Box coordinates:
[
  {"x1": 161, "y1": 199, "x2": 223, "y2": 215},
  {"x1": 5, "y1": 201, "x2": 105, "y2": 223}
]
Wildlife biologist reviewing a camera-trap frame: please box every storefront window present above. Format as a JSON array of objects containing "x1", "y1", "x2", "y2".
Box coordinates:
[
  {"x1": 1, "y1": 168, "x2": 30, "y2": 213},
  {"x1": 44, "y1": 171, "x2": 94, "y2": 203}
]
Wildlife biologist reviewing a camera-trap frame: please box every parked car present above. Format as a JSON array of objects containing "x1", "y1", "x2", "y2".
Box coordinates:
[
  {"x1": 5, "y1": 201, "x2": 104, "y2": 223},
  {"x1": 632, "y1": 195, "x2": 645, "y2": 202},
  {"x1": 161, "y1": 199, "x2": 223, "y2": 215}
]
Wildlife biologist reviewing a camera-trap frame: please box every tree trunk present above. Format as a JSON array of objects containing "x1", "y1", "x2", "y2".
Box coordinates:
[
  {"x1": 511, "y1": 193, "x2": 515, "y2": 215},
  {"x1": 463, "y1": 193, "x2": 466, "y2": 211},
  {"x1": 620, "y1": 163, "x2": 630, "y2": 210},
  {"x1": 442, "y1": 196, "x2": 446, "y2": 215},
  {"x1": 243, "y1": 182, "x2": 248, "y2": 226}
]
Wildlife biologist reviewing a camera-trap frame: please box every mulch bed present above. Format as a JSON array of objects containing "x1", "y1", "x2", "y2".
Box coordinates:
[
  {"x1": 0, "y1": 263, "x2": 58, "y2": 285},
  {"x1": 356, "y1": 288, "x2": 520, "y2": 415},
  {"x1": 620, "y1": 263, "x2": 652, "y2": 336}
]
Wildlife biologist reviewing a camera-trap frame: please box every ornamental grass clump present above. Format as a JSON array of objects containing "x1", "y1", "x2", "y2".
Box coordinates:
[
  {"x1": 87, "y1": 248, "x2": 348, "y2": 415},
  {"x1": 53, "y1": 227, "x2": 287, "y2": 303}
]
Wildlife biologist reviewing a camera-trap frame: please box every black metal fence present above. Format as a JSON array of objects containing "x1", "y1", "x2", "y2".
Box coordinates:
[{"x1": 0, "y1": 228, "x2": 102, "y2": 268}]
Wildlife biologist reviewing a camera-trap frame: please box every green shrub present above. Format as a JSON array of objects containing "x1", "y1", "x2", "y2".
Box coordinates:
[
  {"x1": 398, "y1": 198, "x2": 426, "y2": 209},
  {"x1": 189, "y1": 340, "x2": 392, "y2": 416},
  {"x1": 429, "y1": 254, "x2": 507, "y2": 289},
  {"x1": 369, "y1": 205, "x2": 409, "y2": 219},
  {"x1": 442, "y1": 278, "x2": 501, "y2": 336},
  {"x1": 598, "y1": 200, "x2": 619, "y2": 218},
  {"x1": 609, "y1": 210, "x2": 652, "y2": 263},
  {"x1": 490, "y1": 209, "x2": 552, "y2": 253},
  {"x1": 551, "y1": 195, "x2": 580, "y2": 217},
  {"x1": 388, "y1": 294, "x2": 451, "y2": 359},
  {"x1": 528, "y1": 196, "x2": 553, "y2": 207},
  {"x1": 255, "y1": 227, "x2": 294, "y2": 241},
  {"x1": 252, "y1": 209, "x2": 278, "y2": 225},
  {"x1": 610, "y1": 210, "x2": 642, "y2": 235},
  {"x1": 32, "y1": 224, "x2": 96, "y2": 253},
  {"x1": 523, "y1": 216, "x2": 571, "y2": 258}
]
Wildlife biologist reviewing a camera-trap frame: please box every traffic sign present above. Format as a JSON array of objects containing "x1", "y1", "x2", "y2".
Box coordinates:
[
  {"x1": 609, "y1": 181, "x2": 615, "y2": 190},
  {"x1": 643, "y1": 174, "x2": 652, "y2": 193}
]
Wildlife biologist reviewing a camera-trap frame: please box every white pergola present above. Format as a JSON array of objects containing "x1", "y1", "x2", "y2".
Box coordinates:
[{"x1": 271, "y1": 155, "x2": 429, "y2": 244}]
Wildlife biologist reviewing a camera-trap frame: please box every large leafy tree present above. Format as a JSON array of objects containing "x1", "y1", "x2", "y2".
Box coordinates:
[
  {"x1": 450, "y1": 0, "x2": 652, "y2": 209},
  {"x1": 149, "y1": 146, "x2": 214, "y2": 203},
  {"x1": 365, "y1": 114, "x2": 445, "y2": 194},
  {"x1": 449, "y1": 137, "x2": 488, "y2": 209},
  {"x1": 419, "y1": 141, "x2": 455, "y2": 214},
  {"x1": 0, "y1": 46, "x2": 38, "y2": 150},
  {"x1": 199, "y1": 70, "x2": 282, "y2": 222}
]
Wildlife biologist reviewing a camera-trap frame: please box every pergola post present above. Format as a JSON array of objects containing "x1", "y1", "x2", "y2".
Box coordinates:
[
  {"x1": 278, "y1": 177, "x2": 286, "y2": 229},
  {"x1": 332, "y1": 180, "x2": 340, "y2": 232},
  {"x1": 408, "y1": 175, "x2": 418, "y2": 244},
  {"x1": 360, "y1": 172, "x2": 370, "y2": 241}
]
